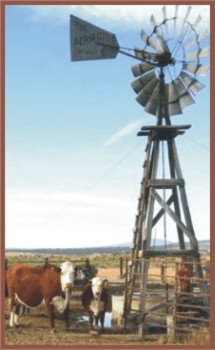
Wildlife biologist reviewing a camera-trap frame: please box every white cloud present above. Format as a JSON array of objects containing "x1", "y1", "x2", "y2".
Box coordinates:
[
  {"x1": 104, "y1": 120, "x2": 143, "y2": 146},
  {"x1": 5, "y1": 189, "x2": 134, "y2": 249},
  {"x1": 5, "y1": 185, "x2": 210, "y2": 249},
  {"x1": 26, "y1": 5, "x2": 210, "y2": 32}
]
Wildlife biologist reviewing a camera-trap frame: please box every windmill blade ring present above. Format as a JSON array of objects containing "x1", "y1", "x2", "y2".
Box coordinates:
[{"x1": 131, "y1": 5, "x2": 209, "y2": 119}]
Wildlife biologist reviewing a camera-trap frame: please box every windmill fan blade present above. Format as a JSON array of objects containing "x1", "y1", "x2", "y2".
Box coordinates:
[
  {"x1": 184, "y1": 30, "x2": 208, "y2": 50},
  {"x1": 178, "y1": 91, "x2": 195, "y2": 110},
  {"x1": 180, "y1": 71, "x2": 205, "y2": 94},
  {"x1": 150, "y1": 14, "x2": 158, "y2": 32},
  {"x1": 162, "y1": 6, "x2": 167, "y2": 22},
  {"x1": 141, "y1": 29, "x2": 169, "y2": 54},
  {"x1": 131, "y1": 71, "x2": 156, "y2": 94},
  {"x1": 173, "y1": 5, "x2": 179, "y2": 34},
  {"x1": 162, "y1": 6, "x2": 169, "y2": 34},
  {"x1": 183, "y1": 63, "x2": 209, "y2": 77},
  {"x1": 144, "y1": 82, "x2": 160, "y2": 115},
  {"x1": 178, "y1": 6, "x2": 192, "y2": 44},
  {"x1": 156, "y1": 33, "x2": 170, "y2": 53},
  {"x1": 134, "y1": 47, "x2": 144, "y2": 60},
  {"x1": 131, "y1": 62, "x2": 154, "y2": 77},
  {"x1": 136, "y1": 90, "x2": 150, "y2": 107},
  {"x1": 183, "y1": 6, "x2": 192, "y2": 23},
  {"x1": 192, "y1": 14, "x2": 202, "y2": 28},
  {"x1": 136, "y1": 78, "x2": 160, "y2": 111},
  {"x1": 168, "y1": 82, "x2": 183, "y2": 116},
  {"x1": 181, "y1": 10, "x2": 202, "y2": 47},
  {"x1": 180, "y1": 6, "x2": 192, "y2": 35},
  {"x1": 141, "y1": 29, "x2": 158, "y2": 51},
  {"x1": 134, "y1": 47, "x2": 158, "y2": 61},
  {"x1": 174, "y1": 78, "x2": 195, "y2": 109},
  {"x1": 185, "y1": 47, "x2": 210, "y2": 61},
  {"x1": 174, "y1": 5, "x2": 179, "y2": 18}
]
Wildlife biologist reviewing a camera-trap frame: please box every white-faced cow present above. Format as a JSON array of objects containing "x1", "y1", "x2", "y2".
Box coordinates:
[
  {"x1": 81, "y1": 277, "x2": 109, "y2": 331},
  {"x1": 6, "y1": 261, "x2": 75, "y2": 331}
]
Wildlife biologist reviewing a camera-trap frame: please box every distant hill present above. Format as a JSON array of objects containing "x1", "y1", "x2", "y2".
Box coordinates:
[
  {"x1": 163, "y1": 240, "x2": 210, "y2": 254},
  {"x1": 5, "y1": 245, "x2": 131, "y2": 256},
  {"x1": 6, "y1": 240, "x2": 210, "y2": 256}
]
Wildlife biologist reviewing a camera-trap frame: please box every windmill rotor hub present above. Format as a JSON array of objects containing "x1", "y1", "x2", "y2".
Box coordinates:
[{"x1": 157, "y1": 52, "x2": 174, "y2": 67}]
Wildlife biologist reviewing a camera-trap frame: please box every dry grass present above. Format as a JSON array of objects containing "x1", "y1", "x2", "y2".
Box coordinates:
[{"x1": 182, "y1": 327, "x2": 210, "y2": 345}]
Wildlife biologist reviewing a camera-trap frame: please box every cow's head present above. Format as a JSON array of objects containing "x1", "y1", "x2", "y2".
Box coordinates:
[
  {"x1": 91, "y1": 277, "x2": 104, "y2": 299},
  {"x1": 89, "y1": 277, "x2": 108, "y2": 317},
  {"x1": 59, "y1": 261, "x2": 75, "y2": 293},
  {"x1": 51, "y1": 262, "x2": 75, "y2": 314}
]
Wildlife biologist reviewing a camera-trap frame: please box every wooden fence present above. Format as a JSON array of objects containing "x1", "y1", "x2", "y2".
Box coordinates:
[{"x1": 122, "y1": 258, "x2": 210, "y2": 341}]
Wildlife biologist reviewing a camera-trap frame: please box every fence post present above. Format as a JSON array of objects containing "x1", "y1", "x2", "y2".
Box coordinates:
[
  {"x1": 166, "y1": 315, "x2": 175, "y2": 342},
  {"x1": 120, "y1": 256, "x2": 123, "y2": 279},
  {"x1": 165, "y1": 282, "x2": 169, "y2": 314},
  {"x1": 161, "y1": 262, "x2": 166, "y2": 284},
  {"x1": 169, "y1": 261, "x2": 178, "y2": 343},
  {"x1": 139, "y1": 257, "x2": 148, "y2": 340}
]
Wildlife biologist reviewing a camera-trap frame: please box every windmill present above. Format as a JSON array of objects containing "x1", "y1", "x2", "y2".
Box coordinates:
[
  {"x1": 125, "y1": 5, "x2": 209, "y2": 316},
  {"x1": 70, "y1": 4, "x2": 209, "y2": 327}
]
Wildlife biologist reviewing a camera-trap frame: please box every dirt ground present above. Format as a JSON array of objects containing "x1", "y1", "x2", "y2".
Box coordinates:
[
  {"x1": 97, "y1": 267, "x2": 121, "y2": 280},
  {"x1": 4, "y1": 305, "x2": 144, "y2": 346}
]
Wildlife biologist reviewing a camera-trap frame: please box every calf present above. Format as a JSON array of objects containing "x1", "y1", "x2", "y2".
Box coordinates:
[
  {"x1": 6, "y1": 261, "x2": 75, "y2": 331},
  {"x1": 81, "y1": 277, "x2": 109, "y2": 331}
]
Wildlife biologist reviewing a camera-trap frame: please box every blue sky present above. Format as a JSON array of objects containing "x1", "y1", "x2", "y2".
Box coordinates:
[{"x1": 5, "y1": 4, "x2": 210, "y2": 249}]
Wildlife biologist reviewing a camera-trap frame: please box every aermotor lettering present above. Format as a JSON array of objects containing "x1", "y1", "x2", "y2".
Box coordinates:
[{"x1": 73, "y1": 32, "x2": 115, "y2": 47}]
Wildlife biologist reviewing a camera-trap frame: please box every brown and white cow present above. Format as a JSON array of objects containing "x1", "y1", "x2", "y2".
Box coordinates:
[
  {"x1": 6, "y1": 261, "x2": 75, "y2": 331},
  {"x1": 81, "y1": 277, "x2": 109, "y2": 331}
]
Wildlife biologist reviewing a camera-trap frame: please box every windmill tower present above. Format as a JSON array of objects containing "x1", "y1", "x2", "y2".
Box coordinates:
[{"x1": 125, "y1": 5, "x2": 209, "y2": 314}]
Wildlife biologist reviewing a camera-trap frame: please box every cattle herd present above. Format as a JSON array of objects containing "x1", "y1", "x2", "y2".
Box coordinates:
[
  {"x1": 6, "y1": 259, "x2": 208, "y2": 339},
  {"x1": 6, "y1": 261, "x2": 110, "y2": 333}
]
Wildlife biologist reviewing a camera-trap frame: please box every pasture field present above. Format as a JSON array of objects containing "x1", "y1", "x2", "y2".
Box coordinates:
[
  {"x1": 4, "y1": 252, "x2": 210, "y2": 346},
  {"x1": 5, "y1": 251, "x2": 128, "y2": 271}
]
